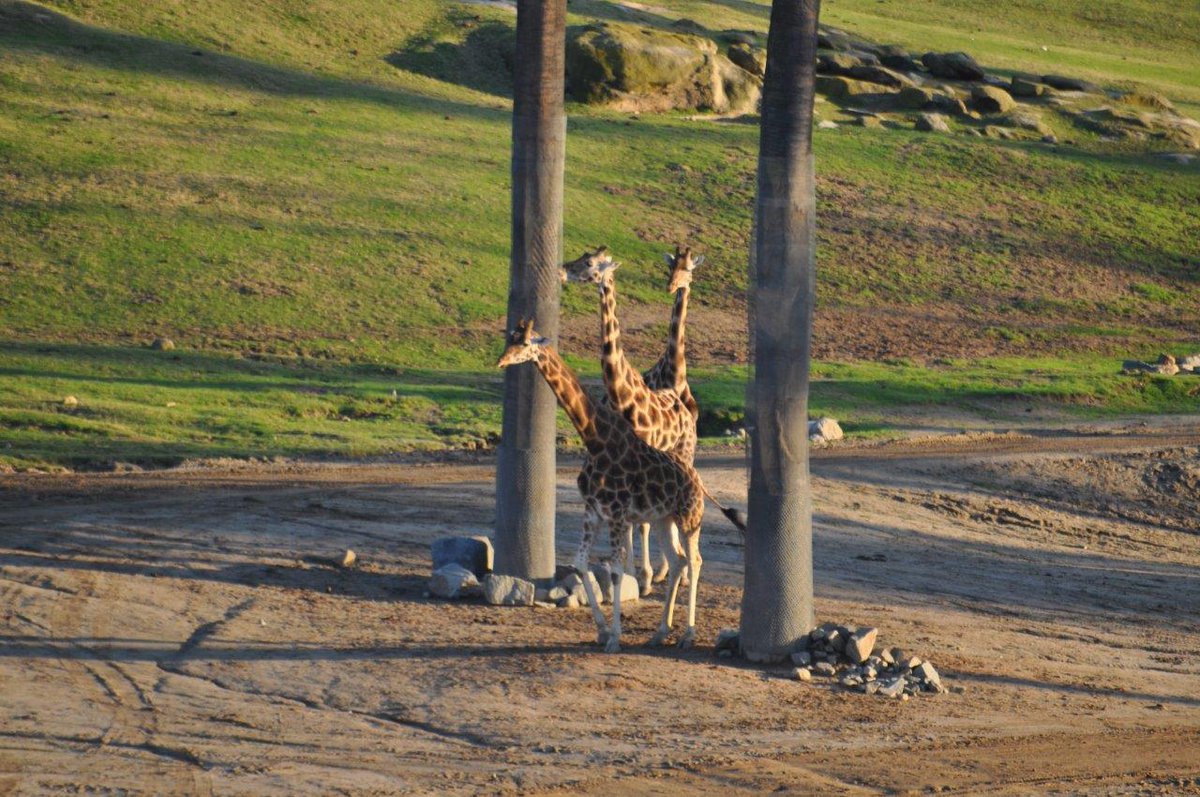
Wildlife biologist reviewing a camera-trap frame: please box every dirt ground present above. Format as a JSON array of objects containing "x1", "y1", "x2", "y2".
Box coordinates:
[{"x1": 2, "y1": 420, "x2": 1200, "y2": 796}]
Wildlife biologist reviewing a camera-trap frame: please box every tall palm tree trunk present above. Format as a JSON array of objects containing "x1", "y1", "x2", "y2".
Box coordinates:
[
  {"x1": 494, "y1": 0, "x2": 567, "y2": 582},
  {"x1": 740, "y1": 0, "x2": 821, "y2": 662}
]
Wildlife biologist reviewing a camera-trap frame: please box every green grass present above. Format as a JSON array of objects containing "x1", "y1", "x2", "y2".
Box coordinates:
[
  {"x1": 5, "y1": 342, "x2": 1199, "y2": 471},
  {"x1": 1, "y1": 0, "x2": 1199, "y2": 469}
]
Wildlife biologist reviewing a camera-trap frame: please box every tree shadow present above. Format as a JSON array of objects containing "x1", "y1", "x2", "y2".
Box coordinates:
[{"x1": 385, "y1": 19, "x2": 515, "y2": 99}]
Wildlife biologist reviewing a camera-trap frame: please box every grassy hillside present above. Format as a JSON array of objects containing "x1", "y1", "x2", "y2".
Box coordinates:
[{"x1": 1, "y1": 0, "x2": 1199, "y2": 469}]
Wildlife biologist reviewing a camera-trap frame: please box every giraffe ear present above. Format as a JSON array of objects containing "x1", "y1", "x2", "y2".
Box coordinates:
[
  {"x1": 663, "y1": 252, "x2": 675, "y2": 267},
  {"x1": 692, "y1": 255, "x2": 704, "y2": 268},
  {"x1": 530, "y1": 335, "x2": 549, "y2": 346}
]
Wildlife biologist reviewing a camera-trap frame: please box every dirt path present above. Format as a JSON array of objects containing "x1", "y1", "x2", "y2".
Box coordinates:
[{"x1": 2, "y1": 426, "x2": 1199, "y2": 795}]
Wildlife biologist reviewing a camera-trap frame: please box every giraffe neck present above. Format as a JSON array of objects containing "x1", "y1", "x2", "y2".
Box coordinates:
[
  {"x1": 661, "y1": 284, "x2": 689, "y2": 393},
  {"x1": 598, "y1": 275, "x2": 648, "y2": 418},
  {"x1": 532, "y1": 347, "x2": 603, "y2": 453}
]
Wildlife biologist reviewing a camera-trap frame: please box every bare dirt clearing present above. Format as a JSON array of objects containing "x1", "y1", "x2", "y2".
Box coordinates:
[{"x1": 2, "y1": 425, "x2": 1199, "y2": 795}]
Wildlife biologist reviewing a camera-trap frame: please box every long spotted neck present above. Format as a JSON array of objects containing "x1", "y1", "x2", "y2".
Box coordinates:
[
  {"x1": 645, "y1": 285, "x2": 698, "y2": 418},
  {"x1": 598, "y1": 274, "x2": 651, "y2": 421},
  {"x1": 532, "y1": 347, "x2": 602, "y2": 454}
]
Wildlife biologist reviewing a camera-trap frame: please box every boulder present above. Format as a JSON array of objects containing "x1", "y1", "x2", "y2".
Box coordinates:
[
  {"x1": 915, "y1": 112, "x2": 950, "y2": 133},
  {"x1": 877, "y1": 45, "x2": 921, "y2": 73},
  {"x1": 151, "y1": 337, "x2": 175, "y2": 351},
  {"x1": 857, "y1": 115, "x2": 883, "y2": 128},
  {"x1": 432, "y1": 536, "x2": 494, "y2": 578},
  {"x1": 1177, "y1": 354, "x2": 1200, "y2": 372},
  {"x1": 818, "y1": 51, "x2": 871, "y2": 74},
  {"x1": 566, "y1": 23, "x2": 761, "y2": 114},
  {"x1": 1041, "y1": 74, "x2": 1100, "y2": 92},
  {"x1": 971, "y1": 85, "x2": 1016, "y2": 114},
  {"x1": 561, "y1": 571, "x2": 604, "y2": 605},
  {"x1": 429, "y1": 564, "x2": 481, "y2": 599},
  {"x1": 669, "y1": 17, "x2": 706, "y2": 36},
  {"x1": 1003, "y1": 111, "x2": 1053, "y2": 136},
  {"x1": 808, "y1": 417, "x2": 844, "y2": 444},
  {"x1": 818, "y1": 120, "x2": 838, "y2": 129},
  {"x1": 816, "y1": 75, "x2": 892, "y2": 100},
  {"x1": 921, "y1": 51, "x2": 985, "y2": 81},
  {"x1": 62, "y1": 395, "x2": 79, "y2": 407},
  {"x1": 844, "y1": 65, "x2": 915, "y2": 89},
  {"x1": 727, "y1": 43, "x2": 765, "y2": 77},
  {"x1": 916, "y1": 661, "x2": 944, "y2": 692},
  {"x1": 817, "y1": 25, "x2": 875, "y2": 54},
  {"x1": 722, "y1": 30, "x2": 757, "y2": 47},
  {"x1": 1009, "y1": 77, "x2": 1047, "y2": 97},
  {"x1": 482, "y1": 573, "x2": 535, "y2": 606}
]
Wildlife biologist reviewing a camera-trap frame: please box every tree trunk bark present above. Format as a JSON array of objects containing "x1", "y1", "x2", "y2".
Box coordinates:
[
  {"x1": 739, "y1": 0, "x2": 821, "y2": 662},
  {"x1": 494, "y1": 0, "x2": 566, "y2": 582}
]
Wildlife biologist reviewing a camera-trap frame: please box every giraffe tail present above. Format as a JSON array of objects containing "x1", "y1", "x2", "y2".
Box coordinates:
[{"x1": 700, "y1": 483, "x2": 747, "y2": 534}]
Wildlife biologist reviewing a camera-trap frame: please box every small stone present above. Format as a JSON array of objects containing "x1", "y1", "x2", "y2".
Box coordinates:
[
  {"x1": 793, "y1": 667, "x2": 812, "y2": 682},
  {"x1": 340, "y1": 549, "x2": 357, "y2": 568},
  {"x1": 903, "y1": 656, "x2": 922, "y2": 670},
  {"x1": 845, "y1": 627, "x2": 878, "y2": 664},
  {"x1": 559, "y1": 594, "x2": 580, "y2": 609},
  {"x1": 857, "y1": 115, "x2": 883, "y2": 128},
  {"x1": 547, "y1": 585, "x2": 569, "y2": 602},
  {"x1": 808, "y1": 417, "x2": 844, "y2": 444},
  {"x1": 482, "y1": 573, "x2": 535, "y2": 606},
  {"x1": 534, "y1": 587, "x2": 551, "y2": 602},
  {"x1": 561, "y1": 572, "x2": 604, "y2": 606},
  {"x1": 840, "y1": 674, "x2": 863, "y2": 688},
  {"x1": 877, "y1": 677, "x2": 906, "y2": 698},
  {"x1": 888, "y1": 647, "x2": 904, "y2": 663},
  {"x1": 431, "y1": 536, "x2": 494, "y2": 578},
  {"x1": 62, "y1": 395, "x2": 79, "y2": 407},
  {"x1": 429, "y1": 564, "x2": 481, "y2": 599},
  {"x1": 813, "y1": 662, "x2": 837, "y2": 677},
  {"x1": 715, "y1": 628, "x2": 740, "y2": 651},
  {"x1": 790, "y1": 650, "x2": 812, "y2": 667},
  {"x1": 826, "y1": 628, "x2": 844, "y2": 652},
  {"x1": 879, "y1": 648, "x2": 895, "y2": 665},
  {"x1": 150, "y1": 337, "x2": 175, "y2": 351},
  {"x1": 864, "y1": 680, "x2": 881, "y2": 695},
  {"x1": 818, "y1": 120, "x2": 839, "y2": 129}
]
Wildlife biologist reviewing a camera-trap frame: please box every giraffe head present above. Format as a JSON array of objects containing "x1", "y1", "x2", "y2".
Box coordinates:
[
  {"x1": 664, "y1": 245, "x2": 704, "y2": 293},
  {"x1": 561, "y1": 246, "x2": 619, "y2": 285},
  {"x1": 496, "y1": 317, "x2": 549, "y2": 368}
]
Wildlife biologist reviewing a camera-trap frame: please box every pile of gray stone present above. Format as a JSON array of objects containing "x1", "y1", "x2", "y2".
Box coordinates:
[
  {"x1": 428, "y1": 535, "x2": 639, "y2": 609},
  {"x1": 715, "y1": 622, "x2": 947, "y2": 699}
]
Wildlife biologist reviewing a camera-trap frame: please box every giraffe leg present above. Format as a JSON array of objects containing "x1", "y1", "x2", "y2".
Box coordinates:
[
  {"x1": 677, "y1": 533, "x2": 702, "y2": 650},
  {"x1": 649, "y1": 520, "x2": 686, "y2": 647},
  {"x1": 605, "y1": 527, "x2": 630, "y2": 654},
  {"x1": 638, "y1": 522, "x2": 655, "y2": 596},
  {"x1": 575, "y1": 508, "x2": 608, "y2": 644}
]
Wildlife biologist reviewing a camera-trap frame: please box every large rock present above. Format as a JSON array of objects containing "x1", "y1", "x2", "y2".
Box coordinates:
[
  {"x1": 429, "y1": 564, "x2": 481, "y2": 599},
  {"x1": 921, "y1": 51, "x2": 985, "y2": 81},
  {"x1": 1003, "y1": 111, "x2": 1053, "y2": 136},
  {"x1": 808, "y1": 417, "x2": 844, "y2": 444},
  {"x1": 560, "y1": 571, "x2": 605, "y2": 606},
  {"x1": 844, "y1": 65, "x2": 915, "y2": 89},
  {"x1": 727, "y1": 43, "x2": 765, "y2": 77},
  {"x1": 816, "y1": 75, "x2": 893, "y2": 100},
  {"x1": 566, "y1": 23, "x2": 761, "y2": 114},
  {"x1": 1119, "y1": 91, "x2": 1174, "y2": 112},
  {"x1": 877, "y1": 45, "x2": 922, "y2": 73},
  {"x1": 914, "y1": 112, "x2": 950, "y2": 133},
  {"x1": 482, "y1": 573, "x2": 536, "y2": 606},
  {"x1": 432, "y1": 536, "x2": 493, "y2": 578},
  {"x1": 971, "y1": 85, "x2": 1016, "y2": 114},
  {"x1": 1041, "y1": 74, "x2": 1100, "y2": 92},
  {"x1": 1009, "y1": 76, "x2": 1047, "y2": 97}
]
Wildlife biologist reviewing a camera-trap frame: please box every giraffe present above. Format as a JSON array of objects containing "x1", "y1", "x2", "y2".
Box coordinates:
[
  {"x1": 561, "y1": 246, "x2": 700, "y2": 594},
  {"x1": 496, "y1": 319, "x2": 744, "y2": 653}
]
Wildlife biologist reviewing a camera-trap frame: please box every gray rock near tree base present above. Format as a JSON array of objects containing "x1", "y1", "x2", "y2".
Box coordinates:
[
  {"x1": 808, "y1": 417, "x2": 844, "y2": 444},
  {"x1": 482, "y1": 574, "x2": 535, "y2": 606},
  {"x1": 432, "y1": 536, "x2": 493, "y2": 578},
  {"x1": 429, "y1": 564, "x2": 481, "y2": 599},
  {"x1": 715, "y1": 628, "x2": 740, "y2": 651},
  {"x1": 589, "y1": 566, "x2": 640, "y2": 604},
  {"x1": 846, "y1": 627, "x2": 878, "y2": 664},
  {"x1": 790, "y1": 650, "x2": 812, "y2": 666},
  {"x1": 560, "y1": 571, "x2": 604, "y2": 606}
]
